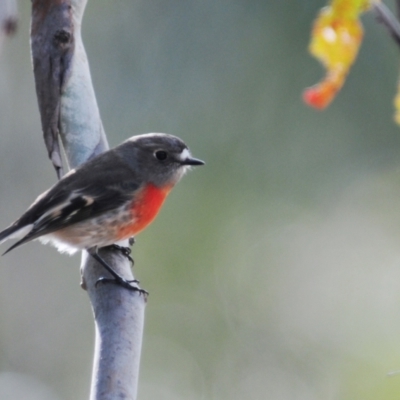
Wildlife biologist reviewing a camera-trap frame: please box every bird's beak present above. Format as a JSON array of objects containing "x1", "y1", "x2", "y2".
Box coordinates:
[{"x1": 181, "y1": 157, "x2": 205, "y2": 166}]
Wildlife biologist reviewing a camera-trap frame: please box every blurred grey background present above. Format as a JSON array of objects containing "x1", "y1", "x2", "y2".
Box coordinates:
[{"x1": 1, "y1": 1, "x2": 400, "y2": 399}]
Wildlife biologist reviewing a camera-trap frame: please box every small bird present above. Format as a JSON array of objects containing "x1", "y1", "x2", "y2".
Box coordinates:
[{"x1": 0, "y1": 133, "x2": 204, "y2": 290}]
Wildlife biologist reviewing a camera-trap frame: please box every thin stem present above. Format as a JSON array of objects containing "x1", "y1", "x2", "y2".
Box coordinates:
[{"x1": 372, "y1": 1, "x2": 400, "y2": 48}]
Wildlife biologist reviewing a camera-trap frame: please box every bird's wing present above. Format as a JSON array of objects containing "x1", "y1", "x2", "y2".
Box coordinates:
[
  {"x1": 11, "y1": 180, "x2": 140, "y2": 245},
  {"x1": 1, "y1": 151, "x2": 142, "y2": 253},
  {"x1": 46, "y1": 182, "x2": 139, "y2": 227}
]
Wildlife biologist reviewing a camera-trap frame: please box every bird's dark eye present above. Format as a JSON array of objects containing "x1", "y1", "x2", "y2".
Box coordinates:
[{"x1": 154, "y1": 150, "x2": 168, "y2": 161}]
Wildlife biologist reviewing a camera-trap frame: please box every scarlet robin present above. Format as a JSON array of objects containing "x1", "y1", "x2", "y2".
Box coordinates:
[{"x1": 0, "y1": 133, "x2": 204, "y2": 290}]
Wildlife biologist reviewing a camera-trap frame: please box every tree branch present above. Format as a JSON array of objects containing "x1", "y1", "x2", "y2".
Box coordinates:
[
  {"x1": 372, "y1": 1, "x2": 400, "y2": 48},
  {"x1": 30, "y1": 1, "x2": 146, "y2": 399}
]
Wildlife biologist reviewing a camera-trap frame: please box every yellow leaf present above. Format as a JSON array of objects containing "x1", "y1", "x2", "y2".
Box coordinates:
[{"x1": 303, "y1": 0, "x2": 373, "y2": 109}]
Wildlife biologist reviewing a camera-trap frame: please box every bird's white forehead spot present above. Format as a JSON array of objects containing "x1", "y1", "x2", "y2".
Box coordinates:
[{"x1": 178, "y1": 148, "x2": 191, "y2": 161}]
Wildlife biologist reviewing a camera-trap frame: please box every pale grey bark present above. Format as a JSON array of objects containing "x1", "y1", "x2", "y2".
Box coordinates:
[{"x1": 30, "y1": 1, "x2": 146, "y2": 399}]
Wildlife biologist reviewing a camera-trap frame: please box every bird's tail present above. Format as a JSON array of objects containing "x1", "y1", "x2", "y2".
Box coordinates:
[
  {"x1": 0, "y1": 225, "x2": 18, "y2": 244},
  {"x1": 0, "y1": 224, "x2": 33, "y2": 255}
]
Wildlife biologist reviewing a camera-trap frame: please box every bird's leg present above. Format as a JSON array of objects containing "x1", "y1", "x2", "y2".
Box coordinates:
[{"x1": 87, "y1": 247, "x2": 148, "y2": 295}]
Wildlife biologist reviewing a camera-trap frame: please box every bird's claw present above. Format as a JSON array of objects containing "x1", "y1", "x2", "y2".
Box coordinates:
[
  {"x1": 110, "y1": 244, "x2": 134, "y2": 265},
  {"x1": 96, "y1": 276, "x2": 148, "y2": 295}
]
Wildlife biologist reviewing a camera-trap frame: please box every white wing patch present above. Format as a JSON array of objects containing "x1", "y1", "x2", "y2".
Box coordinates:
[
  {"x1": 34, "y1": 193, "x2": 94, "y2": 225},
  {"x1": 34, "y1": 204, "x2": 65, "y2": 224},
  {"x1": 63, "y1": 168, "x2": 77, "y2": 178}
]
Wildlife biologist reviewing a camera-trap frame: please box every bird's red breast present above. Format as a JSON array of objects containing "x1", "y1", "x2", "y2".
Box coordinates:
[{"x1": 117, "y1": 183, "x2": 172, "y2": 239}]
